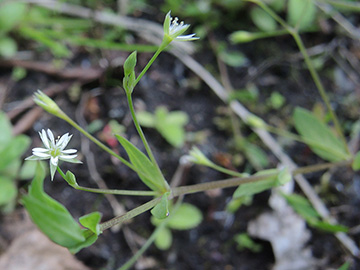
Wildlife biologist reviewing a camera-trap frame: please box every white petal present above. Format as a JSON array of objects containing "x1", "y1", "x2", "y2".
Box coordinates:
[
  {"x1": 47, "y1": 129, "x2": 55, "y2": 146},
  {"x1": 32, "y1": 147, "x2": 49, "y2": 152},
  {"x1": 56, "y1": 133, "x2": 69, "y2": 149},
  {"x1": 26, "y1": 155, "x2": 50, "y2": 161},
  {"x1": 61, "y1": 149, "x2": 77, "y2": 154},
  {"x1": 51, "y1": 156, "x2": 59, "y2": 167},
  {"x1": 59, "y1": 154, "x2": 78, "y2": 160},
  {"x1": 50, "y1": 162, "x2": 57, "y2": 181},
  {"x1": 33, "y1": 152, "x2": 51, "y2": 158},
  {"x1": 40, "y1": 129, "x2": 50, "y2": 149}
]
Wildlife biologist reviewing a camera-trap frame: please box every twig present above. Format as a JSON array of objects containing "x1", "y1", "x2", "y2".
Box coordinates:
[
  {"x1": 6, "y1": 82, "x2": 73, "y2": 120},
  {"x1": 0, "y1": 59, "x2": 103, "y2": 80}
]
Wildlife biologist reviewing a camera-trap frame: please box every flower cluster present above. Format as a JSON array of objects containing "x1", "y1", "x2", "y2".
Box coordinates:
[{"x1": 26, "y1": 129, "x2": 81, "y2": 180}]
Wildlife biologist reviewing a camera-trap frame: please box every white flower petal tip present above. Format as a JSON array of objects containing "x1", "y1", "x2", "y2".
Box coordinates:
[{"x1": 25, "y1": 129, "x2": 81, "y2": 180}]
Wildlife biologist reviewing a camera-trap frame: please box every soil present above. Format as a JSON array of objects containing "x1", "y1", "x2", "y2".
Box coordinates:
[{"x1": 1, "y1": 2, "x2": 360, "y2": 270}]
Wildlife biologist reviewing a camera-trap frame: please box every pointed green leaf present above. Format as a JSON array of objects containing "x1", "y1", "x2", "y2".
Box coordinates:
[
  {"x1": 293, "y1": 107, "x2": 349, "y2": 162},
  {"x1": 283, "y1": 193, "x2": 348, "y2": 233},
  {"x1": 154, "y1": 227, "x2": 172, "y2": 250},
  {"x1": 116, "y1": 135, "x2": 167, "y2": 191},
  {"x1": 79, "y1": 211, "x2": 102, "y2": 235},
  {"x1": 123, "y1": 51, "x2": 137, "y2": 77},
  {"x1": 233, "y1": 169, "x2": 278, "y2": 199},
  {"x1": 250, "y1": 6, "x2": 277, "y2": 32},
  {"x1": 151, "y1": 193, "x2": 170, "y2": 219},
  {"x1": 65, "y1": 170, "x2": 79, "y2": 187},
  {"x1": 287, "y1": 0, "x2": 316, "y2": 30},
  {"x1": 22, "y1": 163, "x2": 86, "y2": 249}
]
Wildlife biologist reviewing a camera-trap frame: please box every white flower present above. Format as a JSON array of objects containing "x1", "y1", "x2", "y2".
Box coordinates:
[
  {"x1": 163, "y1": 11, "x2": 199, "y2": 44},
  {"x1": 26, "y1": 129, "x2": 81, "y2": 180}
]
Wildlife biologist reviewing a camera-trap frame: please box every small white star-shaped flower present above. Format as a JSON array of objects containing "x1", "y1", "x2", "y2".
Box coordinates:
[
  {"x1": 26, "y1": 129, "x2": 81, "y2": 180},
  {"x1": 163, "y1": 11, "x2": 199, "y2": 43}
]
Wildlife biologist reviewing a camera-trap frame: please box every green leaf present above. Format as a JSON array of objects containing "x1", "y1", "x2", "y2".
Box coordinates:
[
  {"x1": 151, "y1": 193, "x2": 170, "y2": 220},
  {"x1": 0, "y1": 135, "x2": 30, "y2": 172},
  {"x1": 19, "y1": 161, "x2": 38, "y2": 180},
  {"x1": 0, "y1": 2, "x2": 27, "y2": 34},
  {"x1": 79, "y1": 212, "x2": 102, "y2": 235},
  {"x1": 137, "y1": 111, "x2": 156, "y2": 127},
  {"x1": 338, "y1": 262, "x2": 350, "y2": 270},
  {"x1": 250, "y1": 6, "x2": 277, "y2": 32},
  {"x1": 123, "y1": 51, "x2": 137, "y2": 77},
  {"x1": 0, "y1": 37, "x2": 17, "y2": 58},
  {"x1": 22, "y1": 163, "x2": 87, "y2": 249},
  {"x1": 68, "y1": 229, "x2": 98, "y2": 254},
  {"x1": 283, "y1": 193, "x2": 348, "y2": 233},
  {"x1": 0, "y1": 112, "x2": 13, "y2": 149},
  {"x1": 64, "y1": 170, "x2": 78, "y2": 186},
  {"x1": 234, "y1": 233, "x2": 262, "y2": 252},
  {"x1": 0, "y1": 176, "x2": 17, "y2": 206},
  {"x1": 116, "y1": 135, "x2": 167, "y2": 191},
  {"x1": 166, "y1": 203, "x2": 203, "y2": 230},
  {"x1": 155, "y1": 107, "x2": 189, "y2": 148},
  {"x1": 293, "y1": 107, "x2": 349, "y2": 162},
  {"x1": 155, "y1": 227, "x2": 172, "y2": 250},
  {"x1": 352, "y1": 151, "x2": 360, "y2": 171},
  {"x1": 233, "y1": 169, "x2": 278, "y2": 199},
  {"x1": 243, "y1": 142, "x2": 269, "y2": 169},
  {"x1": 287, "y1": 0, "x2": 317, "y2": 30},
  {"x1": 218, "y1": 50, "x2": 248, "y2": 67}
]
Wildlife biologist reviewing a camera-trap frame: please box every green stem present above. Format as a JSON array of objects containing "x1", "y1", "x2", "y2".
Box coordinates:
[
  {"x1": 208, "y1": 163, "x2": 247, "y2": 178},
  {"x1": 171, "y1": 159, "x2": 352, "y2": 198},
  {"x1": 100, "y1": 197, "x2": 161, "y2": 231},
  {"x1": 291, "y1": 33, "x2": 349, "y2": 154},
  {"x1": 118, "y1": 220, "x2": 167, "y2": 270},
  {"x1": 126, "y1": 93, "x2": 158, "y2": 167},
  {"x1": 133, "y1": 46, "x2": 164, "y2": 88},
  {"x1": 250, "y1": 0, "x2": 349, "y2": 154},
  {"x1": 60, "y1": 113, "x2": 142, "y2": 175},
  {"x1": 118, "y1": 198, "x2": 183, "y2": 270},
  {"x1": 99, "y1": 159, "x2": 352, "y2": 230},
  {"x1": 73, "y1": 186, "x2": 158, "y2": 196}
]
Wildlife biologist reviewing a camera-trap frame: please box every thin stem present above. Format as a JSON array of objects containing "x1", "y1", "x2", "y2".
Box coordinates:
[
  {"x1": 100, "y1": 197, "x2": 161, "y2": 231},
  {"x1": 118, "y1": 198, "x2": 183, "y2": 270},
  {"x1": 56, "y1": 167, "x2": 157, "y2": 196},
  {"x1": 208, "y1": 163, "x2": 247, "y2": 178},
  {"x1": 118, "y1": 221, "x2": 168, "y2": 270},
  {"x1": 126, "y1": 93, "x2": 157, "y2": 166},
  {"x1": 171, "y1": 159, "x2": 353, "y2": 198},
  {"x1": 99, "y1": 159, "x2": 352, "y2": 231},
  {"x1": 291, "y1": 32, "x2": 349, "y2": 154},
  {"x1": 133, "y1": 46, "x2": 164, "y2": 88},
  {"x1": 250, "y1": 0, "x2": 349, "y2": 154},
  {"x1": 61, "y1": 113, "x2": 142, "y2": 175},
  {"x1": 74, "y1": 186, "x2": 158, "y2": 196}
]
